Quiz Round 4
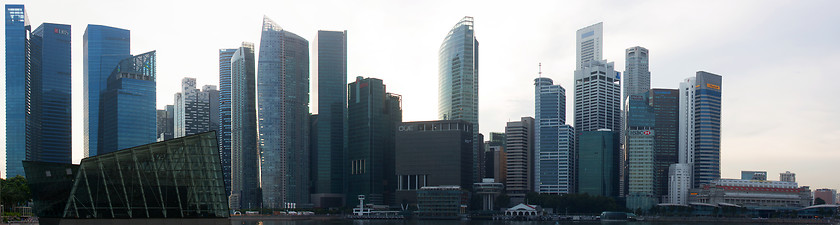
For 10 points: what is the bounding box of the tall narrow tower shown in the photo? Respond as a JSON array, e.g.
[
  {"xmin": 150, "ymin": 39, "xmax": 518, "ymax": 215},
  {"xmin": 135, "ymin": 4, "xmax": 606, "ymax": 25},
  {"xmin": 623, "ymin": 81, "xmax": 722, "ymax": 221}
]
[
  {"xmin": 312, "ymin": 30, "xmax": 348, "ymax": 207},
  {"xmin": 258, "ymin": 16, "xmax": 311, "ymax": 207},
  {"xmin": 534, "ymin": 66, "xmax": 575, "ymax": 194},
  {"xmin": 576, "ymin": 22, "xmax": 603, "ymax": 70},
  {"xmin": 438, "ymin": 16, "xmax": 480, "ymax": 182}
]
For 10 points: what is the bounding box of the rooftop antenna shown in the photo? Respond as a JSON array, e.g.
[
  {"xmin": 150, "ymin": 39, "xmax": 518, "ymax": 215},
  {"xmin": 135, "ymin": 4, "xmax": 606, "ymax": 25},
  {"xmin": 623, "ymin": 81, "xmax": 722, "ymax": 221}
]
[{"xmin": 538, "ymin": 62, "xmax": 542, "ymax": 78}]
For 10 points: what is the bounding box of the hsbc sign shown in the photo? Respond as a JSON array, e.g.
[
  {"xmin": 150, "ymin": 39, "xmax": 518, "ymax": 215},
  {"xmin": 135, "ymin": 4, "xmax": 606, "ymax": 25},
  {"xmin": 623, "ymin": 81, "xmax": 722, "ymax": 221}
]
[{"xmin": 628, "ymin": 130, "xmax": 654, "ymax": 136}]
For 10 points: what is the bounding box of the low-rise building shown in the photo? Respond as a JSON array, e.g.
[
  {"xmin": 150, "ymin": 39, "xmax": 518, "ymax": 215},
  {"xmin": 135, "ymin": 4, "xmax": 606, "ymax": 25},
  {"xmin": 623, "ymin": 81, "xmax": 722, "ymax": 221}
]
[
  {"xmin": 416, "ymin": 186, "xmax": 468, "ymax": 219},
  {"xmin": 689, "ymin": 178, "xmax": 811, "ymax": 209}
]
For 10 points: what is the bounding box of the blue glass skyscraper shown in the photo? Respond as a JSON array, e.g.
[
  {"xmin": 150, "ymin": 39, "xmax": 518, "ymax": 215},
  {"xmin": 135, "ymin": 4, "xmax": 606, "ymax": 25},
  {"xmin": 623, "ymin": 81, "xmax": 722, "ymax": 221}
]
[
  {"xmin": 438, "ymin": 16, "xmax": 480, "ymax": 182},
  {"xmin": 30, "ymin": 23, "xmax": 72, "ymax": 163},
  {"xmin": 5, "ymin": 4, "xmax": 31, "ymax": 178},
  {"xmin": 84, "ymin": 24, "xmax": 130, "ymax": 157},
  {"xmin": 534, "ymin": 77, "xmax": 574, "ymax": 194},
  {"xmin": 312, "ymin": 30, "xmax": 348, "ymax": 207},
  {"xmin": 230, "ymin": 42, "xmax": 259, "ymax": 210},
  {"xmin": 218, "ymin": 48, "xmax": 236, "ymax": 197},
  {"xmin": 258, "ymin": 16, "xmax": 310, "ymax": 207},
  {"xmin": 98, "ymin": 51, "xmax": 156, "ymax": 155},
  {"xmin": 6, "ymin": 5, "xmax": 73, "ymax": 177},
  {"xmin": 691, "ymin": 71, "xmax": 722, "ymax": 188}
]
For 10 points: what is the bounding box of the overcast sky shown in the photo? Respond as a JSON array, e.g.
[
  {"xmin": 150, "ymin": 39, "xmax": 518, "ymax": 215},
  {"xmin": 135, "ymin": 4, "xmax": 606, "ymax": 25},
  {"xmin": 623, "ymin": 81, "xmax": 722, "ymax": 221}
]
[{"xmin": 2, "ymin": 0, "xmax": 839, "ymax": 190}]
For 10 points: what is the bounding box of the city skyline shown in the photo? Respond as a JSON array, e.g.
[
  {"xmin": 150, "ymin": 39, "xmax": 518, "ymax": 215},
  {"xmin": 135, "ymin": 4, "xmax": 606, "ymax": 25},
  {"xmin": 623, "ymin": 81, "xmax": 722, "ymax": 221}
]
[{"xmin": 0, "ymin": 0, "xmax": 839, "ymax": 192}]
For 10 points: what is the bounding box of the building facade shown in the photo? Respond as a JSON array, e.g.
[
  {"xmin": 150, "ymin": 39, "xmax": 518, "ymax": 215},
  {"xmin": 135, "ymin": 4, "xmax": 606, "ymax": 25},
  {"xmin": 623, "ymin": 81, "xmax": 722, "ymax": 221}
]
[
  {"xmin": 689, "ymin": 179, "xmax": 811, "ymax": 209},
  {"xmin": 623, "ymin": 46, "xmax": 650, "ymax": 101},
  {"xmin": 230, "ymin": 42, "xmax": 259, "ymax": 210},
  {"xmin": 576, "ymin": 22, "xmax": 603, "ymax": 70},
  {"xmin": 156, "ymin": 105, "xmax": 174, "ymax": 141},
  {"xmin": 578, "ymin": 130, "xmax": 620, "ymax": 197},
  {"xmin": 174, "ymin": 78, "xmax": 218, "ymax": 138},
  {"xmin": 505, "ymin": 117, "xmax": 534, "ymax": 204},
  {"xmin": 395, "ymin": 120, "xmax": 473, "ymax": 205},
  {"xmin": 218, "ymin": 48, "xmax": 236, "ymax": 197},
  {"xmin": 626, "ymin": 93, "xmax": 656, "ymax": 210},
  {"xmin": 814, "ymin": 189, "xmax": 837, "ymax": 205},
  {"xmin": 534, "ymin": 77, "xmax": 575, "ymax": 194},
  {"xmin": 346, "ymin": 77, "xmax": 402, "ymax": 206},
  {"xmin": 312, "ymin": 30, "xmax": 348, "ymax": 207},
  {"xmin": 780, "ymin": 171, "xmax": 796, "ymax": 182},
  {"xmin": 84, "ymin": 24, "xmax": 131, "ymax": 157},
  {"xmin": 438, "ymin": 16, "xmax": 480, "ymax": 183},
  {"xmin": 416, "ymin": 186, "xmax": 469, "ymax": 219},
  {"xmin": 258, "ymin": 16, "xmax": 310, "ymax": 207},
  {"xmin": 98, "ymin": 51, "xmax": 156, "ymax": 155},
  {"xmin": 5, "ymin": 5, "xmax": 73, "ymax": 177},
  {"xmin": 651, "ymin": 89, "xmax": 679, "ymax": 202},
  {"xmin": 741, "ymin": 171, "xmax": 768, "ymax": 181}
]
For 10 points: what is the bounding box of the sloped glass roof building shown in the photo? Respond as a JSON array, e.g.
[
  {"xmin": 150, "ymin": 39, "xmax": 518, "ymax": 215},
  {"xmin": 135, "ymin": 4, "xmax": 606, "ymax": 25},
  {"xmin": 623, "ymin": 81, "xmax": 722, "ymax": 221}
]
[{"xmin": 24, "ymin": 131, "xmax": 228, "ymax": 224}]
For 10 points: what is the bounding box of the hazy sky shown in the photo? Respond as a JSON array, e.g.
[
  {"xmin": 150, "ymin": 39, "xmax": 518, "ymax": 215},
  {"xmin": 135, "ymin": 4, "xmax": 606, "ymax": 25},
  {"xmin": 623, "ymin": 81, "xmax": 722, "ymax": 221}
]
[{"xmin": 2, "ymin": 0, "xmax": 839, "ymax": 190}]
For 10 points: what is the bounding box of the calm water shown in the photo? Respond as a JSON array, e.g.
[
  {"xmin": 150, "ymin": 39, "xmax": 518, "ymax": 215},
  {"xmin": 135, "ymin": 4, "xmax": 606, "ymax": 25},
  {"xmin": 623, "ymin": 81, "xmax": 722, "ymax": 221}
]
[{"xmin": 227, "ymin": 220, "xmax": 811, "ymax": 225}]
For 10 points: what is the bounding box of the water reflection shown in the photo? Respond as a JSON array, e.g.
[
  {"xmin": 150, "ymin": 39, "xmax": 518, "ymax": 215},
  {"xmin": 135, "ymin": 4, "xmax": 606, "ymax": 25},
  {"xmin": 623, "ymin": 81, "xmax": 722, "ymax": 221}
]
[{"xmin": 229, "ymin": 219, "xmax": 760, "ymax": 225}]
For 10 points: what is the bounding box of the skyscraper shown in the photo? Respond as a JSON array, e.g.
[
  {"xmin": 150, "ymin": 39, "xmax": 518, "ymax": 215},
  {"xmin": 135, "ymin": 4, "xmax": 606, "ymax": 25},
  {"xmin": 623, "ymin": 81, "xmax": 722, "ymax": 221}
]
[
  {"xmin": 258, "ymin": 16, "xmax": 310, "ymax": 207},
  {"xmin": 505, "ymin": 117, "xmax": 534, "ymax": 204},
  {"xmin": 395, "ymin": 120, "xmax": 473, "ymax": 205},
  {"xmin": 625, "ymin": 93, "xmax": 656, "ymax": 210},
  {"xmin": 155, "ymin": 104, "xmax": 174, "ymax": 141},
  {"xmin": 6, "ymin": 5, "xmax": 73, "ymax": 177},
  {"xmin": 578, "ymin": 130, "xmax": 620, "ymax": 197},
  {"xmin": 5, "ymin": 4, "xmax": 30, "ymax": 178},
  {"xmin": 98, "ymin": 51, "xmax": 156, "ymax": 155},
  {"xmin": 576, "ymin": 22, "xmax": 603, "ymax": 70},
  {"xmin": 174, "ymin": 78, "xmax": 218, "ymax": 138},
  {"xmin": 312, "ymin": 30, "xmax": 348, "ymax": 207},
  {"xmin": 623, "ymin": 46, "xmax": 650, "ymax": 101},
  {"xmin": 346, "ymin": 77, "xmax": 402, "ymax": 206},
  {"xmin": 534, "ymin": 77, "xmax": 575, "ymax": 194},
  {"xmin": 689, "ymin": 71, "xmax": 722, "ymax": 188},
  {"xmin": 230, "ymin": 42, "xmax": 259, "ymax": 210},
  {"xmin": 218, "ymin": 48, "xmax": 236, "ymax": 197},
  {"xmin": 84, "ymin": 24, "xmax": 130, "ymax": 157},
  {"xmin": 669, "ymin": 71, "xmax": 722, "ymax": 203},
  {"xmin": 650, "ymin": 89, "xmax": 679, "ymax": 202},
  {"xmin": 438, "ymin": 16, "xmax": 480, "ymax": 182}
]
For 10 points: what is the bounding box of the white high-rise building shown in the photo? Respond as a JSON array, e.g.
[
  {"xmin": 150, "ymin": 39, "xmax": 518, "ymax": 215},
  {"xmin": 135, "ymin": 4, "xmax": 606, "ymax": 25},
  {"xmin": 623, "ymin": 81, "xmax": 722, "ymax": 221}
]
[
  {"xmin": 174, "ymin": 78, "xmax": 217, "ymax": 138},
  {"xmin": 534, "ymin": 76, "xmax": 575, "ymax": 194},
  {"xmin": 623, "ymin": 46, "xmax": 650, "ymax": 101},
  {"xmin": 576, "ymin": 22, "xmax": 603, "ymax": 70}
]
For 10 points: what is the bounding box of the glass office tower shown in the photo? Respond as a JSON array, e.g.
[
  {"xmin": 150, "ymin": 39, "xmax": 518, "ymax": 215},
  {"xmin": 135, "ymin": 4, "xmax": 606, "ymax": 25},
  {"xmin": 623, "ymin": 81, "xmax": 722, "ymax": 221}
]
[
  {"xmin": 84, "ymin": 24, "xmax": 130, "ymax": 157},
  {"xmin": 312, "ymin": 30, "xmax": 348, "ymax": 206},
  {"xmin": 578, "ymin": 130, "xmax": 620, "ymax": 197},
  {"xmin": 347, "ymin": 77, "xmax": 402, "ymax": 206},
  {"xmin": 534, "ymin": 77, "xmax": 575, "ymax": 194},
  {"xmin": 258, "ymin": 16, "xmax": 311, "ymax": 208},
  {"xmin": 690, "ymin": 71, "xmax": 722, "ymax": 188},
  {"xmin": 6, "ymin": 5, "xmax": 73, "ymax": 177},
  {"xmin": 218, "ymin": 48, "xmax": 236, "ymax": 197},
  {"xmin": 438, "ymin": 16, "xmax": 480, "ymax": 182},
  {"xmin": 5, "ymin": 4, "xmax": 30, "ymax": 177},
  {"xmin": 98, "ymin": 51, "xmax": 156, "ymax": 155},
  {"xmin": 625, "ymin": 93, "xmax": 656, "ymax": 210},
  {"xmin": 230, "ymin": 42, "xmax": 259, "ymax": 210},
  {"xmin": 650, "ymin": 88, "xmax": 679, "ymax": 202}
]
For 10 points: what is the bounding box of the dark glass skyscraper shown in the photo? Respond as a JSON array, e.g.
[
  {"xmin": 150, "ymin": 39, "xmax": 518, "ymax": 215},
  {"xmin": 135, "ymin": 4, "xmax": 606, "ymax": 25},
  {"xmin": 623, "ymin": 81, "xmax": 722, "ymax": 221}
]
[
  {"xmin": 84, "ymin": 24, "xmax": 130, "ymax": 157},
  {"xmin": 578, "ymin": 130, "xmax": 620, "ymax": 197},
  {"xmin": 347, "ymin": 77, "xmax": 402, "ymax": 206},
  {"xmin": 218, "ymin": 48, "xmax": 236, "ymax": 197},
  {"xmin": 230, "ymin": 42, "xmax": 259, "ymax": 210},
  {"xmin": 258, "ymin": 16, "xmax": 310, "ymax": 207},
  {"xmin": 312, "ymin": 30, "xmax": 348, "ymax": 206},
  {"xmin": 98, "ymin": 51, "xmax": 156, "ymax": 155},
  {"xmin": 650, "ymin": 88, "xmax": 679, "ymax": 201},
  {"xmin": 691, "ymin": 71, "xmax": 722, "ymax": 188},
  {"xmin": 6, "ymin": 5, "xmax": 73, "ymax": 177},
  {"xmin": 438, "ymin": 16, "xmax": 480, "ymax": 182}
]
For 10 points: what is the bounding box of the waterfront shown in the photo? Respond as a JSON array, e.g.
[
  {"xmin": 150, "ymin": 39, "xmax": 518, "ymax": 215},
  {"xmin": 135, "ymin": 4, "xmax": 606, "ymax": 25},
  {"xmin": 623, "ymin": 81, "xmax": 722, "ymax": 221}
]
[{"xmin": 228, "ymin": 219, "xmax": 837, "ymax": 225}]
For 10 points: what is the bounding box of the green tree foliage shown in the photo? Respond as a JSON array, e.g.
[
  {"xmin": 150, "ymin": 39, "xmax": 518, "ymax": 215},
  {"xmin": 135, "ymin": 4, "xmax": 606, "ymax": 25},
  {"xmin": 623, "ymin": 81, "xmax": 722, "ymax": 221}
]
[
  {"xmin": 815, "ymin": 197, "xmax": 826, "ymax": 205},
  {"xmin": 1, "ymin": 176, "xmax": 31, "ymax": 208},
  {"xmin": 525, "ymin": 192, "xmax": 621, "ymax": 214},
  {"xmin": 495, "ymin": 193, "xmax": 511, "ymax": 209}
]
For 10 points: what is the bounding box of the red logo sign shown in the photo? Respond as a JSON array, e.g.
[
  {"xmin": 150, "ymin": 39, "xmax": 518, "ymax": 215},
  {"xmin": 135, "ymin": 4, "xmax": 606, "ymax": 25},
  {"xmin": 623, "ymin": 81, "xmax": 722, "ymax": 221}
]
[{"xmin": 643, "ymin": 131, "xmax": 651, "ymax": 135}]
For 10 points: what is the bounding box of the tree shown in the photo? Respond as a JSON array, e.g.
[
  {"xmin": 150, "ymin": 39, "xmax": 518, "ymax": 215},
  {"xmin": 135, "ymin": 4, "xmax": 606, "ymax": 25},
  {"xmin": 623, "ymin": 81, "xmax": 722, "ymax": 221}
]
[
  {"xmin": 815, "ymin": 197, "xmax": 826, "ymax": 205},
  {"xmin": 1, "ymin": 176, "xmax": 31, "ymax": 208},
  {"xmin": 495, "ymin": 193, "xmax": 511, "ymax": 209}
]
